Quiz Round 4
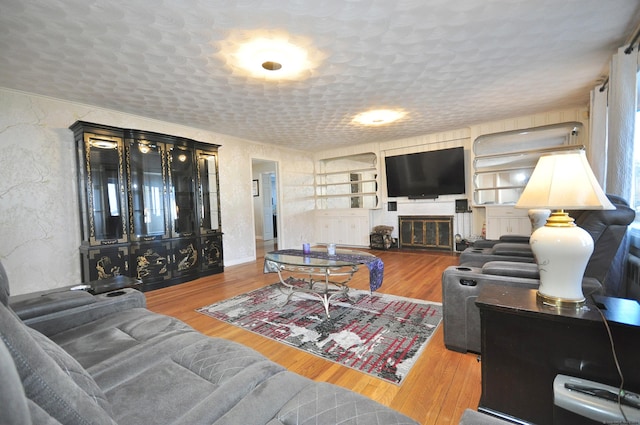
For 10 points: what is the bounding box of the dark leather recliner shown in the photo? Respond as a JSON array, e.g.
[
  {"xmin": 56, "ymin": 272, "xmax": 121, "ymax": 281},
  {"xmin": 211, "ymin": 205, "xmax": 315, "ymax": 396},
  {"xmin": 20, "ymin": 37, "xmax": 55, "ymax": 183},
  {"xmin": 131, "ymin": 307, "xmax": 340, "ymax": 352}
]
[
  {"xmin": 442, "ymin": 194, "xmax": 635, "ymax": 353},
  {"xmin": 458, "ymin": 195, "xmax": 633, "ymax": 277}
]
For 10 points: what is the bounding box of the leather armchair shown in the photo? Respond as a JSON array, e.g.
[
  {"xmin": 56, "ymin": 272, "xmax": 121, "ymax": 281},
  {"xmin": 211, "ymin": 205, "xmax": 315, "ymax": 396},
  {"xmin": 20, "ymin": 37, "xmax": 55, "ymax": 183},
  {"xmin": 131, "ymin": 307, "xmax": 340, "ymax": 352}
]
[{"xmin": 442, "ymin": 195, "xmax": 635, "ymax": 354}]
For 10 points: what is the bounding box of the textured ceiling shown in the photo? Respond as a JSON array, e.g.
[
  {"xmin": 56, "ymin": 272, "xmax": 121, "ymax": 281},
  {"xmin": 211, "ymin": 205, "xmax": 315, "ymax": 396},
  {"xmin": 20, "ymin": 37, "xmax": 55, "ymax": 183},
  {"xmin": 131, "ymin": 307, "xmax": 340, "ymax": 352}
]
[{"xmin": 1, "ymin": 0, "xmax": 639, "ymax": 151}]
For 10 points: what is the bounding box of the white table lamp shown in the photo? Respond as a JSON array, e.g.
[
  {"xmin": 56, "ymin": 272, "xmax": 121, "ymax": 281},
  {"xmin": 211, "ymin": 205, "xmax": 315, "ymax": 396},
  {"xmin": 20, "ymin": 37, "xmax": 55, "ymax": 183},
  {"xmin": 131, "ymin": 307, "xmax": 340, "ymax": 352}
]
[{"xmin": 515, "ymin": 150, "xmax": 614, "ymax": 307}]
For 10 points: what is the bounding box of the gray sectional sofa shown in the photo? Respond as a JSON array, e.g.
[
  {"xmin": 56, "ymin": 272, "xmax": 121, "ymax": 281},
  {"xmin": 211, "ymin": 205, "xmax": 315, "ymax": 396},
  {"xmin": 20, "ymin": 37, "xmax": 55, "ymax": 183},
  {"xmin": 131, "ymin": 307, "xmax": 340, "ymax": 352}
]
[{"xmin": 0, "ymin": 260, "xmax": 420, "ymax": 425}]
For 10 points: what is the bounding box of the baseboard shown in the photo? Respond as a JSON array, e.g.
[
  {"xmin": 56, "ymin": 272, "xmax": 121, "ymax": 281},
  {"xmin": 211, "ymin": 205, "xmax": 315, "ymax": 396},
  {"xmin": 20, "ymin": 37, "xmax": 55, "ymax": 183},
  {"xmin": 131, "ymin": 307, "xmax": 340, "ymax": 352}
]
[{"xmin": 224, "ymin": 256, "xmax": 256, "ymax": 267}]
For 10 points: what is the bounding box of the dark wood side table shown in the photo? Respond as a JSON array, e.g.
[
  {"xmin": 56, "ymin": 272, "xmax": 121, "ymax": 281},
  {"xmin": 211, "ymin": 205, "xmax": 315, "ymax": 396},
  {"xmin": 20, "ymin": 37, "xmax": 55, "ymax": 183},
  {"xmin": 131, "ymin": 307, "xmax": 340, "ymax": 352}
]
[{"xmin": 476, "ymin": 284, "xmax": 640, "ymax": 424}]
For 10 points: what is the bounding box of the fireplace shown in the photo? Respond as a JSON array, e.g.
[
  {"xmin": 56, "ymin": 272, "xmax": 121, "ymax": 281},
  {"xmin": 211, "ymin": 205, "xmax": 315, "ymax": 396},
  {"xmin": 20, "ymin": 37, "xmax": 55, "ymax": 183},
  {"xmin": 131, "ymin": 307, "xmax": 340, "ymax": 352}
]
[{"xmin": 398, "ymin": 216, "xmax": 453, "ymax": 251}]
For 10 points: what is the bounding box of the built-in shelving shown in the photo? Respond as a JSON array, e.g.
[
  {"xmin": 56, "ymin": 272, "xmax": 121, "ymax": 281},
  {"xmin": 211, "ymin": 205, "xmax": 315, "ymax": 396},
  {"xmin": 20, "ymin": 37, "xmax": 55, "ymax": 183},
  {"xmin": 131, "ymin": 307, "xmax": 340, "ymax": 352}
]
[
  {"xmin": 473, "ymin": 122, "xmax": 583, "ymax": 205},
  {"xmin": 314, "ymin": 152, "xmax": 379, "ymax": 209}
]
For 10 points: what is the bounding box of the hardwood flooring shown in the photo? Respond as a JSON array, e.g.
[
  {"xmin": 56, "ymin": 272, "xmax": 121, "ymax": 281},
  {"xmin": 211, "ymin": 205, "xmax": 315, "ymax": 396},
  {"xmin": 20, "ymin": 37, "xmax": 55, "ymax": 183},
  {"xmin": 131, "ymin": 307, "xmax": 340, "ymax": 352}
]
[{"xmin": 144, "ymin": 243, "xmax": 481, "ymax": 425}]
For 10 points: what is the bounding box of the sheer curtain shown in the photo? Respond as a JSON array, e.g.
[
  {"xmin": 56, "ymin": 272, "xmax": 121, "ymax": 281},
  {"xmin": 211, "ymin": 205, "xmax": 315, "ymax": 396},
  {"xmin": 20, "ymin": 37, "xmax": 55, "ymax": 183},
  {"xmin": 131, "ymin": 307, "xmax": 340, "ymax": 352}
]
[
  {"xmin": 605, "ymin": 46, "xmax": 638, "ymax": 200},
  {"xmin": 588, "ymin": 83, "xmax": 608, "ymax": 186},
  {"xmin": 589, "ymin": 46, "xmax": 638, "ymax": 199},
  {"xmin": 590, "ymin": 45, "xmax": 639, "ymax": 296}
]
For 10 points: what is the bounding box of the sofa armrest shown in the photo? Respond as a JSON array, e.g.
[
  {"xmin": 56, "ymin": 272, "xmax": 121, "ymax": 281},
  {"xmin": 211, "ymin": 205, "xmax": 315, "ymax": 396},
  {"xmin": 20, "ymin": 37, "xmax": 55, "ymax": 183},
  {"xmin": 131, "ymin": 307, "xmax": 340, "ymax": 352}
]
[
  {"xmin": 482, "ymin": 261, "xmax": 540, "ymax": 279},
  {"xmin": 497, "ymin": 235, "xmax": 530, "ymax": 244},
  {"xmin": 459, "ymin": 247, "xmax": 536, "ymax": 267},
  {"xmin": 472, "ymin": 235, "xmax": 530, "ymax": 249},
  {"xmin": 442, "ymin": 265, "xmax": 602, "ymax": 353},
  {"xmin": 491, "ymin": 242, "xmax": 533, "ymax": 257},
  {"xmin": 18, "ymin": 289, "xmax": 147, "ymax": 337},
  {"xmin": 472, "ymin": 239, "xmax": 500, "ymax": 248},
  {"xmin": 10, "ymin": 290, "xmax": 97, "ymax": 320}
]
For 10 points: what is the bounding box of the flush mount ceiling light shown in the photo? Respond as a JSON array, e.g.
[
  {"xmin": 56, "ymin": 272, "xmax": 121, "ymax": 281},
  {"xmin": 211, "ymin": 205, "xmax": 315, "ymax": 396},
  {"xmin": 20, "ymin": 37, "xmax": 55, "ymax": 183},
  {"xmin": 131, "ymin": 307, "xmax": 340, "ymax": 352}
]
[
  {"xmin": 352, "ymin": 109, "xmax": 407, "ymax": 126},
  {"xmin": 219, "ymin": 30, "xmax": 323, "ymax": 81},
  {"xmin": 235, "ymin": 38, "xmax": 307, "ymax": 79}
]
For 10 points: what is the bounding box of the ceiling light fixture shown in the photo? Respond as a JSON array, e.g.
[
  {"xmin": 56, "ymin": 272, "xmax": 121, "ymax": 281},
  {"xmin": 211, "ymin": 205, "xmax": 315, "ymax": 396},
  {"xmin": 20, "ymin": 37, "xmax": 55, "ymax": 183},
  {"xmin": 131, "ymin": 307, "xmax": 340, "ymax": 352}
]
[
  {"xmin": 353, "ymin": 109, "xmax": 407, "ymax": 126},
  {"xmin": 262, "ymin": 61, "xmax": 282, "ymax": 71},
  {"xmin": 219, "ymin": 30, "xmax": 324, "ymax": 81},
  {"xmin": 232, "ymin": 37, "xmax": 311, "ymax": 80}
]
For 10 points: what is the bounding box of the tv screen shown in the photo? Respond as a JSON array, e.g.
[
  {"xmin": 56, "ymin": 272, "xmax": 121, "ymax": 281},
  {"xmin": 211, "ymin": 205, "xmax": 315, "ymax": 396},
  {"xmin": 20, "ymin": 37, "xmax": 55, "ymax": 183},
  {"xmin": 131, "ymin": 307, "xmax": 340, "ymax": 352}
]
[{"xmin": 385, "ymin": 147, "xmax": 465, "ymax": 198}]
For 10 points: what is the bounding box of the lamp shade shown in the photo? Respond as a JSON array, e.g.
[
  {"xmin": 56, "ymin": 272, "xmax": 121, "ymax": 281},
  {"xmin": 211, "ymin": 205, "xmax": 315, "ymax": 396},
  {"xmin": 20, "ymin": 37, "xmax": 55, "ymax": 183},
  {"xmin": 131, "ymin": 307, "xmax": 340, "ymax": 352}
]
[{"xmin": 515, "ymin": 150, "xmax": 614, "ymax": 210}]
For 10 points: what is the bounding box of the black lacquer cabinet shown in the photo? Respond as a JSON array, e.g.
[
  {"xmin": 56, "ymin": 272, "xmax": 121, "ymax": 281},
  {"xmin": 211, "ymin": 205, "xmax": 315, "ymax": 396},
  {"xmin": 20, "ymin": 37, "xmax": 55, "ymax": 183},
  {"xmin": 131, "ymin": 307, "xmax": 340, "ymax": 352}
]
[{"xmin": 71, "ymin": 121, "xmax": 223, "ymax": 290}]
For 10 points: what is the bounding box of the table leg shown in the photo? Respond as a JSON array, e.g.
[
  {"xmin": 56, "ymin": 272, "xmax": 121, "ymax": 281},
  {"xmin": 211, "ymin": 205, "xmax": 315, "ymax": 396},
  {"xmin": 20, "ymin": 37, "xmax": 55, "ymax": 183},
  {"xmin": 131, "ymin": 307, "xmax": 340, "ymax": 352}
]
[{"xmin": 267, "ymin": 260, "xmax": 357, "ymax": 318}]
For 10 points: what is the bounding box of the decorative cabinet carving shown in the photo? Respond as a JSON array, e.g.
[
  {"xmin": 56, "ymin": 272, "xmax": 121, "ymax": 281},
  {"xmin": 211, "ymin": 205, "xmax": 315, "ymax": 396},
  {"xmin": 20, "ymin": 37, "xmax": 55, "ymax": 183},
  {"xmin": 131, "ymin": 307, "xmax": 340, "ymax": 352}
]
[
  {"xmin": 131, "ymin": 242, "xmax": 170, "ymax": 283},
  {"xmin": 71, "ymin": 121, "xmax": 223, "ymax": 290},
  {"xmin": 201, "ymin": 234, "xmax": 223, "ymax": 271},
  {"xmin": 80, "ymin": 246, "xmax": 129, "ymax": 281}
]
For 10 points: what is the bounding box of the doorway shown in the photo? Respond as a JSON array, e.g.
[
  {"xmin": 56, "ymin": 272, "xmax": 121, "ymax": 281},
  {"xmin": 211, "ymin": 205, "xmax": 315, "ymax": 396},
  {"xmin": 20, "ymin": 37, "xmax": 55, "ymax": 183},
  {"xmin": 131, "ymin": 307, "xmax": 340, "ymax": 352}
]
[{"xmin": 251, "ymin": 159, "xmax": 279, "ymax": 256}]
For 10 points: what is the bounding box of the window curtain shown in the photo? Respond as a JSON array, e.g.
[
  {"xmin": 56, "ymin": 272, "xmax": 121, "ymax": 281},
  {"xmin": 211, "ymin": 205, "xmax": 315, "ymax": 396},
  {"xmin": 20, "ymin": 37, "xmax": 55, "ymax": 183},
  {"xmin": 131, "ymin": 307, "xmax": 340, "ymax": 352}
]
[
  {"xmin": 592, "ymin": 45, "xmax": 639, "ymax": 297},
  {"xmin": 606, "ymin": 46, "xmax": 638, "ymax": 200},
  {"xmin": 588, "ymin": 84, "xmax": 608, "ymax": 186}
]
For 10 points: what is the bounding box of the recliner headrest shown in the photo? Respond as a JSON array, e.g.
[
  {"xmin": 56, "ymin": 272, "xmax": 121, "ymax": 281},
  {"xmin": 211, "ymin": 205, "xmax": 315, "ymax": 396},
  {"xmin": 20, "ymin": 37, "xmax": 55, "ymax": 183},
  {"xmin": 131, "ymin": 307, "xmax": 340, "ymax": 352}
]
[{"xmin": 568, "ymin": 194, "xmax": 634, "ymax": 235}]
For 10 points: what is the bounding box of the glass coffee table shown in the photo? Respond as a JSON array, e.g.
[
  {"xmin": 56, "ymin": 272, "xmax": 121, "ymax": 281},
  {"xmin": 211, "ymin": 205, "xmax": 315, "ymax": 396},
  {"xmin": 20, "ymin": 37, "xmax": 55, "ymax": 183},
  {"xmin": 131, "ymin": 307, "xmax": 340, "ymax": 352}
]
[{"xmin": 264, "ymin": 248, "xmax": 383, "ymax": 318}]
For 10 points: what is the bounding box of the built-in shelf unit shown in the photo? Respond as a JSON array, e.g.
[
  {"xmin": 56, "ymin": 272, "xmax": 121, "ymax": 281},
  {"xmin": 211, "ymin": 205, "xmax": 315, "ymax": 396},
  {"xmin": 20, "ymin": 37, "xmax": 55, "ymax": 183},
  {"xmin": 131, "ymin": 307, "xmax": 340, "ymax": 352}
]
[{"xmin": 314, "ymin": 152, "xmax": 379, "ymax": 210}]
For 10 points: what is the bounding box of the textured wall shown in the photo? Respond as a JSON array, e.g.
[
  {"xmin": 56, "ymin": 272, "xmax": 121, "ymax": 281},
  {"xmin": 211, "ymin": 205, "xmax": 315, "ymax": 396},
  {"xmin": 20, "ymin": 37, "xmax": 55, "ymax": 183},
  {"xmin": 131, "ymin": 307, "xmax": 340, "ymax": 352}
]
[
  {"xmin": 0, "ymin": 89, "xmax": 314, "ymax": 295},
  {"xmin": 0, "ymin": 88, "xmax": 589, "ymax": 295}
]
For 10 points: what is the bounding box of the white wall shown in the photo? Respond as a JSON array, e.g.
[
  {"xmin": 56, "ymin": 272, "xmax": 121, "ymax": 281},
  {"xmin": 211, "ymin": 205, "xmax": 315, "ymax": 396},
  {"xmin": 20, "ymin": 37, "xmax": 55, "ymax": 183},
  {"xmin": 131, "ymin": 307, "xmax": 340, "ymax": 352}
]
[
  {"xmin": 0, "ymin": 87, "xmax": 590, "ymax": 295},
  {"xmin": 315, "ymin": 107, "xmax": 590, "ymax": 240},
  {"xmin": 0, "ymin": 89, "xmax": 314, "ymax": 295}
]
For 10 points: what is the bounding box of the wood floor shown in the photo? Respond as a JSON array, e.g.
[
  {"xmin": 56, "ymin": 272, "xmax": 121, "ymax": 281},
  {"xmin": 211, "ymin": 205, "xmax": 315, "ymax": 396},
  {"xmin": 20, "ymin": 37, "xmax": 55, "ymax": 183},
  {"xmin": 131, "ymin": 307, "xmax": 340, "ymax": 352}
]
[{"xmin": 144, "ymin": 242, "xmax": 481, "ymax": 425}]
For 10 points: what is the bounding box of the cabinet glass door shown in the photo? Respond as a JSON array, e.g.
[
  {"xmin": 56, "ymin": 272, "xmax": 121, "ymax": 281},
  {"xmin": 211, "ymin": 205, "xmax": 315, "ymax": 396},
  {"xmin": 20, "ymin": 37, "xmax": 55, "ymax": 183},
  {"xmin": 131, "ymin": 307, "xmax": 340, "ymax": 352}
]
[
  {"xmin": 85, "ymin": 134, "xmax": 126, "ymax": 244},
  {"xmin": 197, "ymin": 150, "xmax": 220, "ymax": 233},
  {"xmin": 169, "ymin": 146, "xmax": 196, "ymax": 236},
  {"xmin": 127, "ymin": 141, "xmax": 167, "ymax": 240}
]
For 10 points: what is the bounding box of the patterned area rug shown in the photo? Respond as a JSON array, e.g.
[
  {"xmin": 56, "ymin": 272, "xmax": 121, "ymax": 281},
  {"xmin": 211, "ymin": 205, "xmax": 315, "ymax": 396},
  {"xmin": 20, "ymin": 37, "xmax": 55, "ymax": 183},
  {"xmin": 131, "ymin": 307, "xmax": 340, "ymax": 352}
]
[{"xmin": 196, "ymin": 281, "xmax": 442, "ymax": 384}]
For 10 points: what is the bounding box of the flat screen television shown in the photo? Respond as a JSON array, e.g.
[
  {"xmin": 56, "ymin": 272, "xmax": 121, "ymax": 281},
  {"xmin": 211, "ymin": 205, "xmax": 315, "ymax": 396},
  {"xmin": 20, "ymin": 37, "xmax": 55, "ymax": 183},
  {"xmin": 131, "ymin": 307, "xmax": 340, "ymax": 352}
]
[{"xmin": 384, "ymin": 147, "xmax": 465, "ymax": 198}]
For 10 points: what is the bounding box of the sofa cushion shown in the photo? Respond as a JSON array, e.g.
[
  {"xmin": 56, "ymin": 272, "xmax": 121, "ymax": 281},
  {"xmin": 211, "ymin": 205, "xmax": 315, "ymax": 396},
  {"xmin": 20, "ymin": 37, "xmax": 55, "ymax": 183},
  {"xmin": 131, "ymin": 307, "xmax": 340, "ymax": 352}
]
[
  {"xmin": 12, "ymin": 290, "xmax": 97, "ymax": 320},
  {"xmin": 50, "ymin": 307, "xmax": 193, "ymax": 370},
  {"xmin": 482, "ymin": 261, "xmax": 540, "ymax": 279},
  {"xmin": 0, "ymin": 338, "xmax": 33, "ymax": 425},
  {"xmin": 102, "ymin": 335, "xmax": 290, "ymax": 425},
  {"xmin": 25, "ymin": 327, "xmax": 113, "ymax": 414},
  {"xmin": 273, "ymin": 381, "xmax": 418, "ymax": 425},
  {"xmin": 211, "ymin": 371, "xmax": 313, "ymax": 425},
  {"xmin": 491, "ymin": 243, "xmax": 534, "ymax": 257},
  {"xmin": 0, "ymin": 302, "xmax": 116, "ymax": 425},
  {"xmin": 48, "ymin": 306, "xmax": 300, "ymax": 425}
]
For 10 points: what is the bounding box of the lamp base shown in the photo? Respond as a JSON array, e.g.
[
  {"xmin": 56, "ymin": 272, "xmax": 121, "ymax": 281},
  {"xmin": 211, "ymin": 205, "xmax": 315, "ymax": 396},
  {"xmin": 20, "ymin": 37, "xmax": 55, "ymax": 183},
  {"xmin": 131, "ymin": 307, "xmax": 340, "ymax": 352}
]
[
  {"xmin": 536, "ymin": 290, "xmax": 585, "ymax": 309},
  {"xmin": 530, "ymin": 210, "xmax": 593, "ymax": 309}
]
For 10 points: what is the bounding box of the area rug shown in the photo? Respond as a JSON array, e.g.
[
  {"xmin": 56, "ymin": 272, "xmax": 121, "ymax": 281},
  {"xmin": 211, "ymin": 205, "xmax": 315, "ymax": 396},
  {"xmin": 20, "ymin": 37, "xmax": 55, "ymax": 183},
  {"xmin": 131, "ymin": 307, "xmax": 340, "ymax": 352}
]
[{"xmin": 196, "ymin": 281, "xmax": 442, "ymax": 384}]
